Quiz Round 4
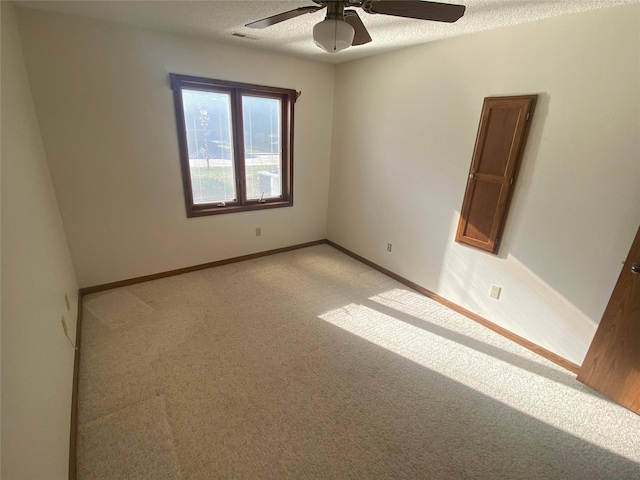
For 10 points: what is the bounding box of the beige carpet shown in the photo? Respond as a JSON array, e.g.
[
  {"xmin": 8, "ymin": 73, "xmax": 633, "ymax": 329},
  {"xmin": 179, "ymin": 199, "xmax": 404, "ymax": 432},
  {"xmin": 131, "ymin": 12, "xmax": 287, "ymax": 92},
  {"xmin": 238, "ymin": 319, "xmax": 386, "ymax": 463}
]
[{"xmin": 78, "ymin": 244, "xmax": 640, "ymax": 479}]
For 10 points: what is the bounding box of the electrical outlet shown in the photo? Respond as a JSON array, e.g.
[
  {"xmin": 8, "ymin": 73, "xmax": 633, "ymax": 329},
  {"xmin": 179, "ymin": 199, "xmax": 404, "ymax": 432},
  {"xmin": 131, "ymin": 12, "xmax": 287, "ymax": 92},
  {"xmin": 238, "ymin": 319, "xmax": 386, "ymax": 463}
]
[
  {"xmin": 387, "ymin": 243, "xmax": 392, "ymax": 252},
  {"xmin": 64, "ymin": 294, "xmax": 71, "ymax": 311},
  {"xmin": 61, "ymin": 316, "xmax": 69, "ymax": 335},
  {"xmin": 489, "ymin": 285, "xmax": 502, "ymax": 300},
  {"xmin": 255, "ymin": 227, "xmax": 261, "ymax": 237}
]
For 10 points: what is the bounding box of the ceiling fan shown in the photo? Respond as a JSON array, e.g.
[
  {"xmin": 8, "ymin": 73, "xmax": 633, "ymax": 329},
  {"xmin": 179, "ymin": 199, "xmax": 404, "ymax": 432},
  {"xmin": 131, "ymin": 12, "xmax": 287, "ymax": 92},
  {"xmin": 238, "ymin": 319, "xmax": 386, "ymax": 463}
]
[{"xmin": 246, "ymin": 1, "xmax": 466, "ymax": 54}]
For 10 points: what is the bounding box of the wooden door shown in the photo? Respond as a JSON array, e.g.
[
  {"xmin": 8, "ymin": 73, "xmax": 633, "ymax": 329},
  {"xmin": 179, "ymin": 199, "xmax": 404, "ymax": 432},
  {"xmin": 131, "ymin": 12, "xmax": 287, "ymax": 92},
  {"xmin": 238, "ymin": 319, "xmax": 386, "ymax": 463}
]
[
  {"xmin": 577, "ymin": 226, "xmax": 640, "ymax": 414},
  {"xmin": 455, "ymin": 95, "xmax": 537, "ymax": 254}
]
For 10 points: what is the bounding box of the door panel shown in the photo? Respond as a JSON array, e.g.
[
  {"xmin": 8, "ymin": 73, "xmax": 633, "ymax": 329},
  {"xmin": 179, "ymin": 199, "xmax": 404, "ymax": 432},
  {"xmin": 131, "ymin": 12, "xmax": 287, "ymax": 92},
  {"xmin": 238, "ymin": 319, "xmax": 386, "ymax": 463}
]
[
  {"xmin": 478, "ymin": 108, "xmax": 521, "ymax": 176},
  {"xmin": 578, "ymin": 226, "xmax": 640, "ymax": 414},
  {"xmin": 463, "ymin": 181, "xmax": 504, "ymax": 245},
  {"xmin": 456, "ymin": 95, "xmax": 537, "ymax": 254}
]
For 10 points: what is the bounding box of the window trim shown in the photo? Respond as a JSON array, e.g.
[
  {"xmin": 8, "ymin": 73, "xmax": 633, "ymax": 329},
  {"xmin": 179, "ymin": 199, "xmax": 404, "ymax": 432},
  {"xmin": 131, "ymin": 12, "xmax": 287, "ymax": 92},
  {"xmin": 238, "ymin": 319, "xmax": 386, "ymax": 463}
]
[{"xmin": 170, "ymin": 74, "xmax": 296, "ymax": 217}]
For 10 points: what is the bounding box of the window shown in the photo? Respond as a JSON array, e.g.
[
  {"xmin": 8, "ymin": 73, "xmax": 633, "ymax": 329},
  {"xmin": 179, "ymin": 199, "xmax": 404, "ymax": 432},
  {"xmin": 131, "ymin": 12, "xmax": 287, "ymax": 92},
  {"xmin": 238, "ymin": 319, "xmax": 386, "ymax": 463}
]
[{"xmin": 170, "ymin": 74, "xmax": 296, "ymax": 217}]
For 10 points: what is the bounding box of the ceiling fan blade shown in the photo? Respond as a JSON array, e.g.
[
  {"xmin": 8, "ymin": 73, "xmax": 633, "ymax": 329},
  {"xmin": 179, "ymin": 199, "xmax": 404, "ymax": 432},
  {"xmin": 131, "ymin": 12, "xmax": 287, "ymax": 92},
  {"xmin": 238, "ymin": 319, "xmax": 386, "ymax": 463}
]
[
  {"xmin": 344, "ymin": 10, "xmax": 372, "ymax": 46},
  {"xmin": 367, "ymin": 1, "xmax": 465, "ymax": 23},
  {"xmin": 246, "ymin": 6, "xmax": 324, "ymax": 29}
]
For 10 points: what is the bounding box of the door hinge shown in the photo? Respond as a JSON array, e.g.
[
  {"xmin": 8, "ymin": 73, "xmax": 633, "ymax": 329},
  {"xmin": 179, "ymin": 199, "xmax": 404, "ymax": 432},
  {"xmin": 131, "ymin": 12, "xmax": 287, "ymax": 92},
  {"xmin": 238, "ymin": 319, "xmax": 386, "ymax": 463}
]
[
  {"xmin": 526, "ymin": 112, "xmax": 531, "ymax": 121},
  {"xmin": 510, "ymin": 178, "xmax": 514, "ymax": 185}
]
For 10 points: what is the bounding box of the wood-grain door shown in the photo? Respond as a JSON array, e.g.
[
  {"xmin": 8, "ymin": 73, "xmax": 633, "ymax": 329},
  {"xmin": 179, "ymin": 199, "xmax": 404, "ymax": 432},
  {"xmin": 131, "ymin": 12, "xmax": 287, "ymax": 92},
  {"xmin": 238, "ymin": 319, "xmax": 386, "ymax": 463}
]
[
  {"xmin": 455, "ymin": 95, "xmax": 537, "ymax": 254},
  {"xmin": 577, "ymin": 226, "xmax": 640, "ymax": 415}
]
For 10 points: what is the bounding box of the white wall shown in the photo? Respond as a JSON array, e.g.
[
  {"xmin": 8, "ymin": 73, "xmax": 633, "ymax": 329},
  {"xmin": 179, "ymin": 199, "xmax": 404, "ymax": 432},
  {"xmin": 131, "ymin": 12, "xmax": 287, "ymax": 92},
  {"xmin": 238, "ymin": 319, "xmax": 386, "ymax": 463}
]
[
  {"xmin": 16, "ymin": 8, "xmax": 335, "ymax": 288},
  {"xmin": 328, "ymin": 3, "xmax": 640, "ymax": 365},
  {"xmin": 1, "ymin": 3, "xmax": 79, "ymax": 479}
]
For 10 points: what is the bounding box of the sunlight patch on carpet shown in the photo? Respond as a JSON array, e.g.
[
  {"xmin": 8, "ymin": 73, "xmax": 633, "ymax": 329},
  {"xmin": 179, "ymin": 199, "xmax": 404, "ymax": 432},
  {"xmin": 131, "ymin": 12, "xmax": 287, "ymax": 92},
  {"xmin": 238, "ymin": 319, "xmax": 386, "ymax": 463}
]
[{"xmin": 318, "ymin": 291, "xmax": 640, "ymax": 462}]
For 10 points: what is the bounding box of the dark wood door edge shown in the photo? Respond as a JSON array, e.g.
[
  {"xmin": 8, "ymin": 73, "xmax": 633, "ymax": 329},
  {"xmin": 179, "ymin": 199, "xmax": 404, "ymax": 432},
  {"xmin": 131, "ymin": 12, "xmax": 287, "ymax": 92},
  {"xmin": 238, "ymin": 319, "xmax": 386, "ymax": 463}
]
[
  {"xmin": 79, "ymin": 240, "xmax": 328, "ymax": 296},
  {"xmin": 68, "ymin": 293, "xmax": 83, "ymax": 480},
  {"xmin": 577, "ymin": 226, "xmax": 640, "ymax": 414},
  {"xmin": 325, "ymin": 240, "xmax": 580, "ymax": 374}
]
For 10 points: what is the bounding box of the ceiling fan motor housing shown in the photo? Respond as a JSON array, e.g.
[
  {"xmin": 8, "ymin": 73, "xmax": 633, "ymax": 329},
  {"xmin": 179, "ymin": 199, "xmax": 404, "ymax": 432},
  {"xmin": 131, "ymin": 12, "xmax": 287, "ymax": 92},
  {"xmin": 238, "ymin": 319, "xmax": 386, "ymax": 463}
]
[
  {"xmin": 248, "ymin": 0, "xmax": 466, "ymax": 52},
  {"xmin": 313, "ymin": 17, "xmax": 355, "ymax": 52}
]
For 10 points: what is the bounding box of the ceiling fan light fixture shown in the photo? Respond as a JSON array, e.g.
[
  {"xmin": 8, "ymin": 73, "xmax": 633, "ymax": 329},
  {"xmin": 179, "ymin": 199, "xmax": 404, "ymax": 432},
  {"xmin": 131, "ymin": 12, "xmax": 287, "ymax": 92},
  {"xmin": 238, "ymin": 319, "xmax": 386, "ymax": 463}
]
[{"xmin": 313, "ymin": 18, "xmax": 354, "ymax": 53}]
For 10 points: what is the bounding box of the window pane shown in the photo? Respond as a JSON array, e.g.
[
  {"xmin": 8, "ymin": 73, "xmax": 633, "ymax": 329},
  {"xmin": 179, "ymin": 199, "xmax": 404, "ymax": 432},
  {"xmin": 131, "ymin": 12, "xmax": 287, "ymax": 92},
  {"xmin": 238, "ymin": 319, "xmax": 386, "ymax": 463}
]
[
  {"xmin": 242, "ymin": 95, "xmax": 282, "ymax": 200},
  {"xmin": 181, "ymin": 89, "xmax": 236, "ymax": 204}
]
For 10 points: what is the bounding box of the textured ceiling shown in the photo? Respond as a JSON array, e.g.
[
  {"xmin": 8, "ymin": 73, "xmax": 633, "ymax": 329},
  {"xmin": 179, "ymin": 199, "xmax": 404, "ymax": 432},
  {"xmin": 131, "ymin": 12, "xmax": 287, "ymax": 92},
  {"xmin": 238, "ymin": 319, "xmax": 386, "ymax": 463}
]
[{"xmin": 13, "ymin": 0, "xmax": 637, "ymax": 64}]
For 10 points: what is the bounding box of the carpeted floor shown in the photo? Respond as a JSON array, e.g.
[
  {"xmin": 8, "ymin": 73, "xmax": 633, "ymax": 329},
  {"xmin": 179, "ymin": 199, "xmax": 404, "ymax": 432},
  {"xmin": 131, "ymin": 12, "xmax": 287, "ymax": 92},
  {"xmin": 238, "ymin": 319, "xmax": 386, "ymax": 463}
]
[{"xmin": 77, "ymin": 244, "xmax": 640, "ymax": 479}]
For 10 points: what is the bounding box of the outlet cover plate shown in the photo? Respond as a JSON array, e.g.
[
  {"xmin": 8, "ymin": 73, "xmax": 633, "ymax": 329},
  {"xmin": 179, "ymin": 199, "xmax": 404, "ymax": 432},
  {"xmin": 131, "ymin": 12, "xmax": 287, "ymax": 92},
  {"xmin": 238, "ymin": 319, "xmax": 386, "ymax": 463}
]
[{"xmin": 489, "ymin": 284, "xmax": 501, "ymax": 299}]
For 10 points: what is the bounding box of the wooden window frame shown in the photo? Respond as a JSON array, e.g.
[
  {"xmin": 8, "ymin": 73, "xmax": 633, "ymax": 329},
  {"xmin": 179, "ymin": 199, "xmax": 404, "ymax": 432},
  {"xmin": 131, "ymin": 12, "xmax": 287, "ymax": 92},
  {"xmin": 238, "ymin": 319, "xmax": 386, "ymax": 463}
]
[
  {"xmin": 455, "ymin": 94, "xmax": 537, "ymax": 254},
  {"xmin": 170, "ymin": 74, "xmax": 296, "ymax": 217}
]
